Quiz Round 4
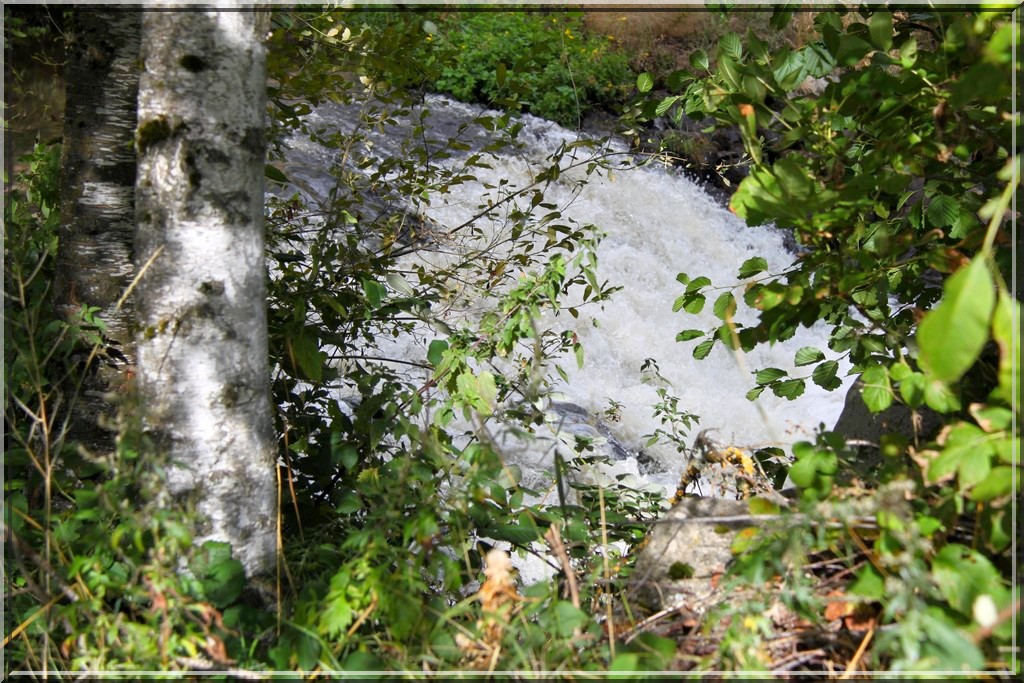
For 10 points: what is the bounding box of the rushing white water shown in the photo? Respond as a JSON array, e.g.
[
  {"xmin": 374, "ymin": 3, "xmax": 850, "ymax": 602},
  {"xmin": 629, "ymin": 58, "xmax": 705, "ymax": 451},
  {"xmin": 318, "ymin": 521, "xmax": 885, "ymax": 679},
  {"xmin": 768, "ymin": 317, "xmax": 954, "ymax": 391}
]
[{"xmin": 277, "ymin": 94, "xmax": 853, "ymax": 498}]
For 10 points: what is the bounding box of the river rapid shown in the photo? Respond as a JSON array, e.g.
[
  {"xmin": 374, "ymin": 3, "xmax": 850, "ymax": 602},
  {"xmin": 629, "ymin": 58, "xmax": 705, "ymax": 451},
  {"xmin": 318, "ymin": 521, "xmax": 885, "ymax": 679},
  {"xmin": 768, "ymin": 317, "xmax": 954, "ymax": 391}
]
[{"xmin": 274, "ymin": 93, "xmax": 852, "ymax": 542}]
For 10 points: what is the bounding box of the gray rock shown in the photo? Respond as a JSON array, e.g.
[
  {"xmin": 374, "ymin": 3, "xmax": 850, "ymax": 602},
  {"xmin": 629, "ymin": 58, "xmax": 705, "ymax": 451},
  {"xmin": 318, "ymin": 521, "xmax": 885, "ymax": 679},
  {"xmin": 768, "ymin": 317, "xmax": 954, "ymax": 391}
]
[
  {"xmin": 630, "ymin": 496, "xmax": 748, "ymax": 611},
  {"xmin": 832, "ymin": 376, "xmax": 943, "ymax": 445},
  {"xmin": 629, "ymin": 496, "xmax": 787, "ymax": 613}
]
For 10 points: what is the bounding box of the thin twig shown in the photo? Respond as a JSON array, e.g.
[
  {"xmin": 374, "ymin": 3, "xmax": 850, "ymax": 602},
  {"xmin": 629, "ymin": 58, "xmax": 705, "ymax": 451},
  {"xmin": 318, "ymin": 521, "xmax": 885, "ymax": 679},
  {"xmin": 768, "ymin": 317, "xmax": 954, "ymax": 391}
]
[
  {"xmin": 839, "ymin": 625, "xmax": 874, "ymax": 679},
  {"xmin": 544, "ymin": 525, "xmax": 579, "ymax": 609}
]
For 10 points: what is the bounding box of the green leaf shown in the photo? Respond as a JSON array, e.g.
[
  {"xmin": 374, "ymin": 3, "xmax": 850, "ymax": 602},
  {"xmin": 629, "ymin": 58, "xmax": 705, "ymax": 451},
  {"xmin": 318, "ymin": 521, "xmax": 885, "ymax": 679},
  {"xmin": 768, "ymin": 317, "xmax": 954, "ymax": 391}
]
[
  {"xmin": 917, "ymin": 258, "xmax": 995, "ymax": 383},
  {"xmin": 289, "ymin": 332, "xmax": 324, "ymax": 383},
  {"xmin": 683, "ymin": 294, "xmax": 706, "ymax": 314},
  {"xmin": 264, "ymin": 164, "xmax": 290, "ymax": 185},
  {"xmin": 675, "ymin": 329, "xmax": 705, "ymax": 342},
  {"xmin": 481, "ymin": 522, "xmax": 542, "ymax": 545},
  {"xmin": 745, "ymin": 385, "xmax": 766, "ymax": 401},
  {"xmin": 924, "ymin": 379, "xmax": 961, "ymax": 413},
  {"xmin": 774, "ymin": 157, "xmax": 813, "ymax": 201},
  {"xmin": 849, "ymin": 565, "xmax": 884, "ymax": 600},
  {"xmin": 636, "ymin": 72, "xmax": 654, "ymax": 93},
  {"xmin": 860, "ymin": 366, "xmax": 893, "ymax": 413},
  {"xmin": 655, "ymin": 95, "xmax": 681, "ymax": 116},
  {"xmin": 931, "ymin": 544, "xmax": 1003, "ymax": 618},
  {"xmin": 812, "ymin": 360, "xmax": 842, "ymax": 390},
  {"xmin": 550, "ymin": 601, "xmax": 588, "ymax": 637},
  {"xmin": 899, "ymin": 372, "xmax": 927, "ymax": 407},
  {"xmin": 991, "ymin": 291, "xmax": 1021, "ymax": 407},
  {"xmin": 969, "ymin": 466, "xmax": 1015, "ymax": 502},
  {"xmin": 755, "ymin": 367, "xmax": 787, "ymax": 384},
  {"xmin": 794, "ymin": 347, "xmax": 824, "ymax": 367},
  {"xmin": 719, "ymin": 32, "xmax": 742, "ymax": 62},
  {"xmin": 772, "ymin": 378, "xmax": 806, "ymax": 400},
  {"xmin": 693, "ymin": 339, "xmax": 715, "ymax": 360},
  {"xmin": 335, "ymin": 491, "xmax": 362, "ymax": 514},
  {"xmin": 385, "ymin": 272, "xmax": 415, "ymax": 296},
  {"xmin": 802, "ymin": 42, "xmax": 836, "ymax": 78},
  {"xmin": 689, "ymin": 49, "xmax": 710, "ymax": 72},
  {"xmin": 929, "ymin": 423, "xmax": 995, "ymax": 484},
  {"xmin": 925, "ymin": 194, "xmax": 960, "ymax": 228},
  {"xmin": 712, "ymin": 292, "xmax": 736, "ymax": 320},
  {"xmin": 737, "ymin": 256, "xmax": 768, "ymax": 279},
  {"xmin": 427, "ymin": 339, "xmax": 448, "ymax": 367},
  {"xmin": 868, "ymin": 12, "xmax": 893, "ymax": 51},
  {"xmin": 362, "ymin": 278, "xmax": 386, "ymax": 309},
  {"xmin": 192, "ymin": 541, "xmax": 245, "ymax": 608},
  {"xmin": 609, "ymin": 654, "xmax": 641, "ymax": 672}
]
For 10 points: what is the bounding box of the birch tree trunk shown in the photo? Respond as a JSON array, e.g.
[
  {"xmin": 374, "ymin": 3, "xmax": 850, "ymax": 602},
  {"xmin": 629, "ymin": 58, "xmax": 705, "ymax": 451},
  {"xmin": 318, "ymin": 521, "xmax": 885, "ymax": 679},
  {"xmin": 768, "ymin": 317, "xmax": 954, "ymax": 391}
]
[
  {"xmin": 133, "ymin": 10, "xmax": 275, "ymax": 576},
  {"xmin": 54, "ymin": 8, "xmax": 141, "ymax": 454}
]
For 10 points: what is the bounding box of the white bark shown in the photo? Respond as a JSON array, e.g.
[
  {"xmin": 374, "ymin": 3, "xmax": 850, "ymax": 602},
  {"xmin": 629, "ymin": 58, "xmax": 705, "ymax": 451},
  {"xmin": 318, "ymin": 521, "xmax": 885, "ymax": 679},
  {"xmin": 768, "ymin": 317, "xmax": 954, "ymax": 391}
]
[{"xmin": 134, "ymin": 11, "xmax": 275, "ymax": 575}]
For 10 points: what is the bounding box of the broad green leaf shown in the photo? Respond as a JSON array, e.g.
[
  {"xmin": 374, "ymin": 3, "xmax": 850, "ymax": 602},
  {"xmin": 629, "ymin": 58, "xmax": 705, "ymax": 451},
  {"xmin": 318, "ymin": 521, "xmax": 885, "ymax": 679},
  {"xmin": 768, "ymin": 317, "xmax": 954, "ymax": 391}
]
[
  {"xmin": 849, "ymin": 565, "xmax": 884, "ymax": 600},
  {"xmin": 289, "ymin": 332, "xmax": 324, "ymax": 383},
  {"xmin": 969, "ymin": 404, "xmax": 1012, "ymax": 433},
  {"xmin": 675, "ymin": 329, "xmax": 705, "ymax": 342},
  {"xmin": 609, "ymin": 654, "xmax": 641, "ymax": 672},
  {"xmin": 811, "ymin": 360, "xmax": 842, "ymax": 390},
  {"xmin": 771, "ymin": 48, "xmax": 806, "ymax": 90},
  {"xmin": 774, "ymin": 157, "xmax": 813, "ymax": 200},
  {"xmin": 860, "ymin": 365, "xmax": 893, "ymax": 413},
  {"xmin": 713, "ymin": 292, "xmax": 736, "ymax": 320},
  {"xmin": 868, "ymin": 12, "xmax": 893, "ymax": 51},
  {"xmin": 477, "ymin": 371, "xmax": 497, "ymax": 412},
  {"xmin": 636, "ymin": 72, "xmax": 654, "ymax": 93},
  {"xmin": 929, "ymin": 423, "xmax": 995, "ymax": 485},
  {"xmin": 924, "ymin": 379, "xmax": 961, "ymax": 413},
  {"xmin": 794, "ymin": 346, "xmax": 824, "ymax": 367},
  {"xmin": 737, "ymin": 256, "xmax": 768, "ymax": 279},
  {"xmin": 264, "ymin": 164, "xmax": 290, "ymax": 185},
  {"xmin": 969, "ymin": 466, "xmax": 1015, "ymax": 502},
  {"xmin": 899, "ymin": 372, "xmax": 927, "ymax": 407},
  {"xmin": 931, "ymin": 544, "xmax": 1003, "ymax": 618},
  {"xmin": 693, "ymin": 339, "xmax": 715, "ymax": 360},
  {"xmin": 755, "ymin": 367, "xmax": 788, "ymax": 384},
  {"xmin": 335, "ymin": 491, "xmax": 362, "ymax": 514},
  {"xmin": 481, "ymin": 522, "xmax": 542, "ymax": 545},
  {"xmin": 719, "ymin": 32, "xmax": 742, "ymax": 62},
  {"xmin": 362, "ymin": 278, "xmax": 385, "ymax": 308},
  {"xmin": 772, "ymin": 378, "xmax": 806, "ymax": 400},
  {"xmin": 385, "ymin": 272, "xmax": 415, "ymax": 296},
  {"xmin": 918, "ymin": 610, "xmax": 986, "ymax": 672},
  {"xmin": 925, "ymin": 194, "xmax": 960, "ymax": 228},
  {"xmin": 917, "ymin": 258, "xmax": 995, "ymax": 383},
  {"xmin": 745, "ymin": 385, "xmax": 766, "ymax": 401},
  {"xmin": 427, "ymin": 339, "xmax": 448, "ymax": 367},
  {"xmin": 550, "ymin": 601, "xmax": 588, "ymax": 637},
  {"xmin": 802, "ymin": 41, "xmax": 836, "ymax": 77},
  {"xmin": 991, "ymin": 291, "xmax": 1021, "ymax": 407},
  {"xmin": 995, "ymin": 436, "xmax": 1019, "ymax": 465},
  {"xmin": 689, "ymin": 49, "xmax": 709, "ymax": 72},
  {"xmin": 683, "ymin": 294, "xmax": 706, "ymax": 314},
  {"xmin": 685, "ymin": 276, "xmax": 712, "ymax": 292},
  {"xmin": 655, "ymin": 95, "xmax": 681, "ymax": 116}
]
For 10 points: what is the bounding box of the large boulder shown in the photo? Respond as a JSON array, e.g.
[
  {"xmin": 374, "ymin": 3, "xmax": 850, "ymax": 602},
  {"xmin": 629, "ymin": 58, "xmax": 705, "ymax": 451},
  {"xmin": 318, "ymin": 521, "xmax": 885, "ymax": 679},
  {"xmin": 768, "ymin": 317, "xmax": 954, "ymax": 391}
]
[
  {"xmin": 832, "ymin": 376, "xmax": 943, "ymax": 444},
  {"xmin": 629, "ymin": 496, "xmax": 775, "ymax": 613}
]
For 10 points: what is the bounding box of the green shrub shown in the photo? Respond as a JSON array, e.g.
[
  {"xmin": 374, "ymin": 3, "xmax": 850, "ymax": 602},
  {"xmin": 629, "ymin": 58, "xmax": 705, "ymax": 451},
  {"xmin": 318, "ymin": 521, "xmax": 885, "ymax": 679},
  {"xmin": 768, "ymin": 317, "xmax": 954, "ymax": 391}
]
[
  {"xmin": 358, "ymin": 11, "xmax": 636, "ymax": 126},
  {"xmin": 630, "ymin": 8, "xmax": 1018, "ymax": 673}
]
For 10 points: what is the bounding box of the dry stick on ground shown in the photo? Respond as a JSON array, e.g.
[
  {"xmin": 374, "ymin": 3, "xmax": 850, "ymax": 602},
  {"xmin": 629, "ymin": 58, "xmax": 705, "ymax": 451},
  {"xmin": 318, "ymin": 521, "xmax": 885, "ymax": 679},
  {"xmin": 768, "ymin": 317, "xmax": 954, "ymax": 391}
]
[{"xmin": 839, "ymin": 626, "xmax": 875, "ymax": 679}]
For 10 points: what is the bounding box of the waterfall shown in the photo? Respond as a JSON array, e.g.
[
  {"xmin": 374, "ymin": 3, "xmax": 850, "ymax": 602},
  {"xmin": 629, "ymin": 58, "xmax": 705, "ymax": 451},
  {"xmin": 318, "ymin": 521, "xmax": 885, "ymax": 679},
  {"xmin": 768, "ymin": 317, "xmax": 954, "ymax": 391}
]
[{"xmin": 274, "ymin": 93, "xmax": 852, "ymax": 499}]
